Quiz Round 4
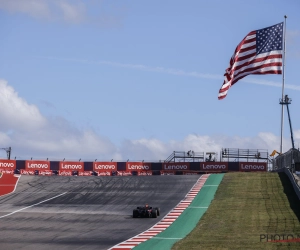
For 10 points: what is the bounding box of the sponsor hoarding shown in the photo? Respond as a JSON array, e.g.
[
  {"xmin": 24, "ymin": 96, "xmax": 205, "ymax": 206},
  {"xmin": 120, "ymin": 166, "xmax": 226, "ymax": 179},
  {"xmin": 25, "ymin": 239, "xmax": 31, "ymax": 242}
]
[
  {"xmin": 137, "ymin": 171, "xmax": 152, "ymax": 176},
  {"xmin": 38, "ymin": 170, "xmax": 53, "ymax": 175},
  {"xmin": 126, "ymin": 162, "xmax": 151, "ymax": 172},
  {"xmin": 117, "ymin": 171, "xmax": 132, "ymax": 176},
  {"xmin": 21, "ymin": 169, "xmax": 36, "ymax": 175},
  {"xmin": 59, "ymin": 161, "xmax": 84, "ymax": 176},
  {"xmin": 162, "ymin": 162, "xmax": 190, "ymax": 171},
  {"xmin": 0, "ymin": 169, "xmax": 14, "ymax": 174},
  {"xmin": 239, "ymin": 162, "xmax": 267, "ymax": 171},
  {"xmin": 0, "ymin": 160, "xmax": 16, "ymax": 170},
  {"xmin": 59, "ymin": 161, "xmax": 84, "ymax": 171},
  {"xmin": 25, "ymin": 160, "xmax": 50, "ymax": 170},
  {"xmin": 161, "ymin": 171, "xmax": 175, "ymax": 175},
  {"xmin": 183, "ymin": 171, "xmax": 200, "ymax": 175},
  {"xmin": 79, "ymin": 171, "xmax": 93, "ymax": 176},
  {"xmin": 96, "ymin": 171, "xmax": 114, "ymax": 176},
  {"xmin": 200, "ymin": 162, "xmax": 228, "ymax": 172},
  {"xmin": 94, "ymin": 162, "xmax": 117, "ymax": 172},
  {"xmin": 23, "ymin": 160, "xmax": 52, "ymax": 175}
]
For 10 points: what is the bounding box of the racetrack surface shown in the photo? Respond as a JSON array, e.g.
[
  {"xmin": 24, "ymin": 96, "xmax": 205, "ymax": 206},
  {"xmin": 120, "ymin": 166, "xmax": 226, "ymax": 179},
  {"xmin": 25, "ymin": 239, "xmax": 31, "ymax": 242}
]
[{"xmin": 0, "ymin": 175, "xmax": 200, "ymax": 250}]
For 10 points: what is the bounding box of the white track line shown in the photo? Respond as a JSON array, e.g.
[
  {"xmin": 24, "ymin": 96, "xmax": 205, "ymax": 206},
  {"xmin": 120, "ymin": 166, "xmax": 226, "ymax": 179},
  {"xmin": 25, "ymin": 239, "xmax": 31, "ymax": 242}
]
[
  {"xmin": 11, "ymin": 175, "xmax": 21, "ymax": 194},
  {"xmin": 0, "ymin": 192, "xmax": 67, "ymax": 219}
]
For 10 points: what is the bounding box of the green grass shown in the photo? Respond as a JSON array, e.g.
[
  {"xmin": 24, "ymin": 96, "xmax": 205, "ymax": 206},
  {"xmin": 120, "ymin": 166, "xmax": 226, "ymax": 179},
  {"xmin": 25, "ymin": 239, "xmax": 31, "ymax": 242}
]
[{"xmin": 172, "ymin": 172, "xmax": 300, "ymax": 250}]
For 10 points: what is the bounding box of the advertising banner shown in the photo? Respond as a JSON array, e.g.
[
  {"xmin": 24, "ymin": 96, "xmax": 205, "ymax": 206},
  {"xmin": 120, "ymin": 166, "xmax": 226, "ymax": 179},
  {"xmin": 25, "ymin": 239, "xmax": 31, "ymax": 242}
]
[
  {"xmin": 161, "ymin": 171, "xmax": 175, "ymax": 175},
  {"xmin": 24, "ymin": 160, "xmax": 51, "ymax": 175},
  {"xmin": 59, "ymin": 161, "xmax": 84, "ymax": 171},
  {"xmin": 162, "ymin": 162, "xmax": 190, "ymax": 171},
  {"xmin": 0, "ymin": 160, "xmax": 16, "ymax": 174},
  {"xmin": 94, "ymin": 162, "xmax": 117, "ymax": 173},
  {"xmin": 183, "ymin": 171, "xmax": 200, "ymax": 175},
  {"xmin": 117, "ymin": 171, "xmax": 132, "ymax": 176},
  {"xmin": 137, "ymin": 171, "xmax": 152, "ymax": 176},
  {"xmin": 126, "ymin": 162, "xmax": 152, "ymax": 172},
  {"xmin": 200, "ymin": 162, "xmax": 228, "ymax": 172},
  {"xmin": 21, "ymin": 169, "xmax": 35, "ymax": 175},
  {"xmin": 25, "ymin": 160, "xmax": 50, "ymax": 170},
  {"xmin": 239, "ymin": 162, "xmax": 267, "ymax": 171},
  {"xmin": 59, "ymin": 161, "xmax": 84, "ymax": 176},
  {"xmin": 79, "ymin": 171, "xmax": 94, "ymax": 176}
]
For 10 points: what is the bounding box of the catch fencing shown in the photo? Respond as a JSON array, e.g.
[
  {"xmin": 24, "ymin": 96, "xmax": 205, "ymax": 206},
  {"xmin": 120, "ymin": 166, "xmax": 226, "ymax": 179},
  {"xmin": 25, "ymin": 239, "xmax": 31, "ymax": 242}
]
[
  {"xmin": 272, "ymin": 148, "xmax": 300, "ymax": 199},
  {"xmin": 272, "ymin": 148, "xmax": 300, "ymax": 171}
]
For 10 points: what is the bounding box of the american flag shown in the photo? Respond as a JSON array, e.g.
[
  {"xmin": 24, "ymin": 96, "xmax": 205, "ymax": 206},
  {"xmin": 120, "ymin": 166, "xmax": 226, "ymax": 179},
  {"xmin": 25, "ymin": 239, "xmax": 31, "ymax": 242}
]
[{"xmin": 218, "ymin": 22, "xmax": 283, "ymax": 100}]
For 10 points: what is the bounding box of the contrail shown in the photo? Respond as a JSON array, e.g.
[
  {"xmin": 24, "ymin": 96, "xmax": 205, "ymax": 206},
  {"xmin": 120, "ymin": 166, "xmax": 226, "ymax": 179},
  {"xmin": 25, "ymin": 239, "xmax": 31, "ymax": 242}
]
[{"xmin": 34, "ymin": 56, "xmax": 300, "ymax": 90}]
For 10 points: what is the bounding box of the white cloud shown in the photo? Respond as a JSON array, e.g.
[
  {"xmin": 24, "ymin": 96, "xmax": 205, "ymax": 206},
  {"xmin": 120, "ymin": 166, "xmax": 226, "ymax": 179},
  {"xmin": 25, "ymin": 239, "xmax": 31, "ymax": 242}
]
[
  {"xmin": 286, "ymin": 30, "xmax": 300, "ymax": 59},
  {"xmin": 0, "ymin": 0, "xmax": 124, "ymax": 25},
  {"xmin": 55, "ymin": 0, "xmax": 86, "ymax": 23},
  {"xmin": 0, "ymin": 79, "xmax": 116, "ymax": 160},
  {"xmin": 120, "ymin": 138, "xmax": 169, "ymax": 161},
  {"xmin": 0, "ymin": 0, "xmax": 86, "ymax": 23},
  {"xmin": 0, "ymin": 132, "xmax": 11, "ymax": 146},
  {"xmin": 242, "ymin": 78, "xmax": 300, "ymax": 91},
  {"xmin": 36, "ymin": 56, "xmax": 300, "ymax": 91},
  {"xmin": 293, "ymin": 129, "xmax": 300, "ymax": 147},
  {"xmin": 119, "ymin": 132, "xmax": 292, "ymax": 162},
  {"xmin": 286, "ymin": 30, "xmax": 300, "ymax": 44},
  {"xmin": 0, "ymin": 80, "xmax": 46, "ymax": 132},
  {"xmin": 0, "ymin": 0, "xmax": 51, "ymax": 19},
  {"xmin": 0, "ymin": 79, "xmax": 293, "ymax": 161}
]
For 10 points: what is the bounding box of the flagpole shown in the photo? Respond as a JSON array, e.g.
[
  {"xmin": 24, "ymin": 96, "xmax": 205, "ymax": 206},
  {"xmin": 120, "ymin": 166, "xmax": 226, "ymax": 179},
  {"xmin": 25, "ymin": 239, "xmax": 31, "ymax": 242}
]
[{"xmin": 280, "ymin": 15, "xmax": 287, "ymax": 154}]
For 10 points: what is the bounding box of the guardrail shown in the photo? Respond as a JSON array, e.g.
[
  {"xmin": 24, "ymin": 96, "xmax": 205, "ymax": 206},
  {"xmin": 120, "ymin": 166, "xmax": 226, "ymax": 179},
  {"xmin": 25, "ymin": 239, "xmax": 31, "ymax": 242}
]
[
  {"xmin": 273, "ymin": 167, "xmax": 300, "ymax": 200},
  {"xmin": 164, "ymin": 151, "xmax": 205, "ymax": 163}
]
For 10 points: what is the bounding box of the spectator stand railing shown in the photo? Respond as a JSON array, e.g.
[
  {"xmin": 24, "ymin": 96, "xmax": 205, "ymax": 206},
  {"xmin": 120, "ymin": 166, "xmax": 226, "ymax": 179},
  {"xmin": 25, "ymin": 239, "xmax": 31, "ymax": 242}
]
[{"xmin": 164, "ymin": 151, "xmax": 205, "ymax": 163}]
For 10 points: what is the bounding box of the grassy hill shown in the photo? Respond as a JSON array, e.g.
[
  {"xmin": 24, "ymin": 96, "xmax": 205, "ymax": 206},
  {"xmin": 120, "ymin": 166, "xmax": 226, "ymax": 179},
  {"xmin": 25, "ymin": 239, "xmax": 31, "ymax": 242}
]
[{"xmin": 173, "ymin": 172, "xmax": 300, "ymax": 250}]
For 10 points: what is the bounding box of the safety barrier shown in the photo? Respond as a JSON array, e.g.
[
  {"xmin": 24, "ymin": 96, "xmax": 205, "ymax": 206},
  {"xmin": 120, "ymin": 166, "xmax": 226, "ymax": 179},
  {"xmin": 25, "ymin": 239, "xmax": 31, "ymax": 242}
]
[
  {"xmin": 0, "ymin": 159, "xmax": 268, "ymax": 176},
  {"xmin": 273, "ymin": 167, "xmax": 300, "ymax": 200}
]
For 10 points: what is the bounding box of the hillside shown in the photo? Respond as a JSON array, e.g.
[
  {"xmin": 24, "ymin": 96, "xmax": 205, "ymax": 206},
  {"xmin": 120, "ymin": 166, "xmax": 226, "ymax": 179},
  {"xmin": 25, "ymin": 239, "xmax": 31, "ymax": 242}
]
[{"xmin": 173, "ymin": 172, "xmax": 300, "ymax": 250}]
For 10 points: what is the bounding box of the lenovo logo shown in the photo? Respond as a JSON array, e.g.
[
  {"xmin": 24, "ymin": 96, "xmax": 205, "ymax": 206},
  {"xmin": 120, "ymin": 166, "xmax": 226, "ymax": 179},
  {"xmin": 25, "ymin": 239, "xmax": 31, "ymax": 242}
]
[
  {"xmin": 128, "ymin": 165, "xmax": 150, "ymax": 170},
  {"xmin": 61, "ymin": 165, "xmax": 82, "ymax": 170},
  {"xmin": 241, "ymin": 164, "xmax": 266, "ymax": 170},
  {"xmin": 27, "ymin": 163, "xmax": 49, "ymax": 169},
  {"xmin": 202, "ymin": 164, "xmax": 226, "ymax": 170},
  {"xmin": 164, "ymin": 165, "xmax": 188, "ymax": 170},
  {"xmin": 0, "ymin": 162, "xmax": 14, "ymax": 168},
  {"xmin": 95, "ymin": 165, "xmax": 116, "ymax": 170}
]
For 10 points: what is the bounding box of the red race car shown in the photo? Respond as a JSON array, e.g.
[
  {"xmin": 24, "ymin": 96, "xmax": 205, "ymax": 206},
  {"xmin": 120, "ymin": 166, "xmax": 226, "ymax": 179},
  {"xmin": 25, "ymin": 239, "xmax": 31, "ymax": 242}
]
[{"xmin": 133, "ymin": 204, "xmax": 160, "ymax": 218}]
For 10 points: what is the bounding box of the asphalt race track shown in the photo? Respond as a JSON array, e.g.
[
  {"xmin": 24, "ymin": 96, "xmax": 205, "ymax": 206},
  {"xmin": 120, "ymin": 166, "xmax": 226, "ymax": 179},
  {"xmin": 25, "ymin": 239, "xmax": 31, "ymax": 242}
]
[{"xmin": 0, "ymin": 175, "xmax": 200, "ymax": 250}]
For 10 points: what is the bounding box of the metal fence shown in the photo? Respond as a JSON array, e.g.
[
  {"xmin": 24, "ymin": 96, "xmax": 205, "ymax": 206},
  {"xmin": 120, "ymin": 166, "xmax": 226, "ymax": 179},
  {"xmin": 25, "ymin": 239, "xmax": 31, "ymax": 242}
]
[
  {"xmin": 272, "ymin": 148, "xmax": 300, "ymax": 200},
  {"xmin": 221, "ymin": 148, "xmax": 269, "ymax": 162},
  {"xmin": 272, "ymin": 148, "xmax": 300, "ymax": 171}
]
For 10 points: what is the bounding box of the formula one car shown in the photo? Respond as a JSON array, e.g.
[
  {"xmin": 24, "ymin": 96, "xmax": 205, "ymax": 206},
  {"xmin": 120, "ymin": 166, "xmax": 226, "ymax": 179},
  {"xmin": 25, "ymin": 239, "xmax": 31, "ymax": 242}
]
[{"xmin": 133, "ymin": 204, "xmax": 160, "ymax": 218}]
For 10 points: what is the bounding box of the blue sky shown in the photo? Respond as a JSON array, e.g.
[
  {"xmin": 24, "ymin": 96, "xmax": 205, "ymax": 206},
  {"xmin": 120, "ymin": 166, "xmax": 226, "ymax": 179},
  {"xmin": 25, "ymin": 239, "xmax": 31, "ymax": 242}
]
[{"xmin": 0, "ymin": 0, "xmax": 299, "ymax": 161}]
